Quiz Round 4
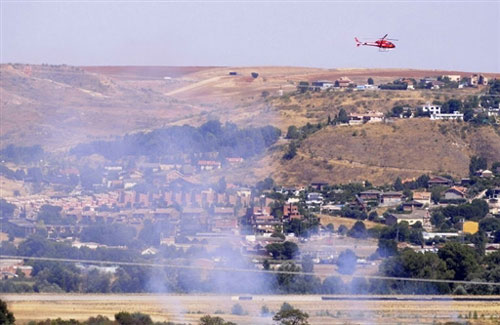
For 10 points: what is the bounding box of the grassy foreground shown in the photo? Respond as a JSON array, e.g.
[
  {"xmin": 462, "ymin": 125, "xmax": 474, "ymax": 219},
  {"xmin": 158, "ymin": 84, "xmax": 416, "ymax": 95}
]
[{"xmin": 3, "ymin": 294, "xmax": 500, "ymax": 325}]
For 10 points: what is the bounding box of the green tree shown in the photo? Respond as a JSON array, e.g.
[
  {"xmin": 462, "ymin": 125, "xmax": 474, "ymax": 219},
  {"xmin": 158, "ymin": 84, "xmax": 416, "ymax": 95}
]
[
  {"xmin": 266, "ymin": 241, "xmax": 299, "ymax": 260},
  {"xmin": 0, "ymin": 299, "xmax": 15, "ymax": 325},
  {"xmin": 348, "ymin": 221, "xmax": 367, "ymax": 239},
  {"xmin": 263, "ymin": 259, "xmax": 271, "ymax": 270},
  {"xmin": 286, "ymin": 126, "xmax": 300, "ymax": 139},
  {"xmin": 0, "ymin": 199, "xmax": 16, "ymax": 218},
  {"xmin": 86, "ymin": 315, "xmax": 113, "ymax": 325},
  {"xmin": 273, "ymin": 308, "xmax": 310, "ymax": 325},
  {"xmin": 469, "ymin": 156, "xmax": 487, "ymax": 176},
  {"xmin": 279, "ymin": 302, "xmax": 294, "ymax": 312},
  {"xmin": 391, "ymin": 106, "xmax": 404, "ymax": 117},
  {"xmin": 321, "ymin": 276, "xmax": 344, "ymax": 294},
  {"xmin": 115, "ymin": 312, "xmax": 153, "ymax": 325},
  {"xmin": 283, "ymin": 241, "xmax": 299, "ymax": 260},
  {"xmin": 377, "ymin": 238, "xmax": 398, "ymax": 257},
  {"xmin": 38, "ymin": 204, "xmax": 65, "ymax": 225},
  {"xmin": 416, "ymin": 174, "xmax": 430, "ymax": 188},
  {"xmin": 266, "ymin": 243, "xmax": 284, "ymax": 260},
  {"xmin": 381, "ymin": 249, "xmax": 454, "ymax": 293},
  {"xmin": 431, "ymin": 186, "xmax": 446, "ymax": 204},
  {"xmin": 283, "ymin": 142, "xmax": 298, "ymax": 160},
  {"xmin": 492, "ymin": 161, "xmax": 500, "ymax": 175},
  {"xmin": 367, "ymin": 77, "xmax": 374, "ymax": 85},
  {"xmin": 301, "ymin": 255, "xmax": 314, "ymax": 274},
  {"xmin": 438, "ymin": 242, "xmax": 480, "ymax": 281},
  {"xmin": 276, "ymin": 262, "xmax": 301, "ymax": 293},
  {"xmin": 199, "ymin": 315, "xmax": 236, "ymax": 325},
  {"xmin": 393, "ymin": 177, "xmax": 403, "ymax": 191},
  {"xmin": 81, "ymin": 269, "xmax": 111, "ymax": 293},
  {"xmin": 336, "ymin": 108, "xmax": 349, "ymax": 124},
  {"xmin": 463, "ymin": 107, "xmax": 475, "ymax": 121},
  {"xmin": 480, "ymin": 217, "xmax": 500, "ymax": 232},
  {"xmin": 442, "ymin": 99, "xmax": 463, "ymax": 113},
  {"xmin": 261, "ymin": 305, "xmax": 271, "ymax": 316},
  {"xmin": 338, "ymin": 224, "xmax": 348, "ymax": 235},
  {"xmin": 337, "ymin": 249, "xmax": 357, "ymax": 275},
  {"xmin": 231, "ymin": 303, "xmax": 245, "ymax": 315}
]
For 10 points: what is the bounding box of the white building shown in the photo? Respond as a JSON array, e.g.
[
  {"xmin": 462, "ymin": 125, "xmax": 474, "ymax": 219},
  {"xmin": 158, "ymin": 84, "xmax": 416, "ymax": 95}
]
[
  {"xmin": 430, "ymin": 111, "xmax": 464, "ymax": 120},
  {"xmin": 421, "ymin": 103, "xmax": 441, "ymax": 115},
  {"xmin": 306, "ymin": 192, "xmax": 324, "ymax": 205},
  {"xmin": 312, "ymin": 80, "xmax": 334, "ymax": 90},
  {"xmin": 348, "ymin": 111, "xmax": 384, "ymax": 125}
]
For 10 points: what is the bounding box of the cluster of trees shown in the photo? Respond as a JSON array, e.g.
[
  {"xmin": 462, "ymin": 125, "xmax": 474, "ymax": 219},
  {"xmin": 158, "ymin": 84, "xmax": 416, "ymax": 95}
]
[
  {"xmin": 0, "ymin": 199, "xmax": 16, "ymax": 219},
  {"xmin": 0, "ymin": 300, "xmax": 15, "ymax": 325},
  {"xmin": 387, "ymin": 106, "xmax": 412, "ymax": 118},
  {"xmin": 435, "ymin": 98, "xmax": 497, "ymax": 124},
  {"xmin": 378, "ymin": 83, "xmax": 407, "ymax": 90},
  {"xmin": 263, "ymin": 244, "xmax": 500, "ymax": 295},
  {"xmin": 272, "ymin": 247, "xmax": 499, "ymax": 295},
  {"xmin": 283, "ymin": 122, "xmax": 324, "ymax": 160},
  {"xmin": 0, "ymin": 302, "xmax": 311, "ymax": 325},
  {"xmin": 481, "ymin": 79, "xmax": 500, "ymax": 109},
  {"xmin": 469, "ymin": 156, "xmax": 488, "ymax": 176},
  {"xmin": 0, "ymin": 164, "xmax": 26, "ymax": 181},
  {"xmin": 19, "ymin": 311, "xmax": 176, "ymax": 325},
  {"xmin": 381, "ymin": 244, "xmax": 500, "ymax": 294},
  {"xmin": 80, "ymin": 223, "xmax": 138, "ymax": 247},
  {"xmin": 71, "ymin": 120, "xmax": 281, "ymax": 161},
  {"xmin": 285, "ymin": 123, "xmax": 323, "ymax": 141},
  {"xmin": 265, "ymin": 241, "xmax": 299, "ymax": 260},
  {"xmin": 431, "ymin": 199, "xmax": 490, "ymax": 231},
  {"xmin": 377, "ymin": 221, "xmax": 424, "ymax": 252},
  {"xmin": 2, "ymin": 235, "xmax": 500, "ymax": 295},
  {"xmin": 0, "ymin": 144, "xmax": 45, "ymax": 164}
]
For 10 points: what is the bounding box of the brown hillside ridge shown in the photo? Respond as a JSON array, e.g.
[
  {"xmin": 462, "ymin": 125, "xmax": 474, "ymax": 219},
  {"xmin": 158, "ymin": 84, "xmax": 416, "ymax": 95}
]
[
  {"xmin": 270, "ymin": 119, "xmax": 500, "ymax": 186},
  {"xmin": 3, "ymin": 64, "xmax": 498, "ymax": 150},
  {"xmin": 2, "ymin": 64, "xmax": 500, "ymax": 185}
]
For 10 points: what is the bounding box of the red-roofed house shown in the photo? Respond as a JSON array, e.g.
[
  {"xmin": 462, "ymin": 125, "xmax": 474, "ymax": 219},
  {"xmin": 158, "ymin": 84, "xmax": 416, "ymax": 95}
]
[{"xmin": 444, "ymin": 186, "xmax": 467, "ymax": 200}]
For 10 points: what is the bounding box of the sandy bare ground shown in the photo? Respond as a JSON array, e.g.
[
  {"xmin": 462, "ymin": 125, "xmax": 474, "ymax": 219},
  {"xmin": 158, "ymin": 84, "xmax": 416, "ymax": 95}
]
[{"xmin": 3, "ymin": 294, "xmax": 500, "ymax": 325}]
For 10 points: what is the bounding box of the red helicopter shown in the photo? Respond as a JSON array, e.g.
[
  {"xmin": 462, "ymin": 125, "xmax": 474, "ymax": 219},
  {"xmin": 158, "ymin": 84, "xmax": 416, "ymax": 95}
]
[{"xmin": 355, "ymin": 34, "xmax": 397, "ymax": 50}]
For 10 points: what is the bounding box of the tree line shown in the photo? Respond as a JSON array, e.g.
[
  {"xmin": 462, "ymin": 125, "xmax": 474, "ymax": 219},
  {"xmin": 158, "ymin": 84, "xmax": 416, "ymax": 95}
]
[{"xmin": 71, "ymin": 120, "xmax": 281, "ymax": 161}]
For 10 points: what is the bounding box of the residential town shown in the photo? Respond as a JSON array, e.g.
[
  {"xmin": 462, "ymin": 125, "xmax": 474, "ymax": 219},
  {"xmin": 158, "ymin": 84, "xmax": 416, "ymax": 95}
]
[
  {"xmin": 296, "ymin": 74, "xmax": 499, "ymax": 124},
  {"xmin": 2, "ymin": 146, "xmax": 500, "ymax": 283},
  {"xmin": 1, "ymin": 68, "xmax": 500, "ymax": 298}
]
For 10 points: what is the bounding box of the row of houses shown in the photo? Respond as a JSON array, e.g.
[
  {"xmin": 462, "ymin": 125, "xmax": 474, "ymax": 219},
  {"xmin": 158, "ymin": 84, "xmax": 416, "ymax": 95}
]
[
  {"xmin": 298, "ymin": 77, "xmax": 357, "ymax": 92},
  {"xmin": 299, "ymin": 74, "xmax": 490, "ymax": 93},
  {"xmin": 249, "ymin": 204, "xmax": 303, "ymax": 234},
  {"xmin": 6, "ymin": 204, "xmax": 240, "ymax": 237}
]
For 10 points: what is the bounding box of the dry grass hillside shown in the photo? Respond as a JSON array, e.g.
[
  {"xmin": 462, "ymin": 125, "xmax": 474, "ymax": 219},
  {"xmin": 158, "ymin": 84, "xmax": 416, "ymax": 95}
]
[
  {"xmin": 218, "ymin": 119, "xmax": 500, "ymax": 186},
  {"xmin": 273, "ymin": 119, "xmax": 500, "ymax": 185},
  {"xmin": 270, "ymin": 87, "xmax": 482, "ymax": 127}
]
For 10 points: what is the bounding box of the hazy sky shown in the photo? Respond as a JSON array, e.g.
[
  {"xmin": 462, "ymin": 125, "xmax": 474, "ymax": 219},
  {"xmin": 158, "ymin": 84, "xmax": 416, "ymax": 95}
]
[{"xmin": 1, "ymin": 1, "xmax": 499, "ymax": 72}]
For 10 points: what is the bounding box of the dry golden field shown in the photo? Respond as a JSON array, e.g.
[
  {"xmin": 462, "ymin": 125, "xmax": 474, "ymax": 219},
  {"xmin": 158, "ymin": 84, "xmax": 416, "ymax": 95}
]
[
  {"xmin": 3, "ymin": 294, "xmax": 500, "ymax": 325},
  {"xmin": 319, "ymin": 215, "xmax": 381, "ymax": 230}
]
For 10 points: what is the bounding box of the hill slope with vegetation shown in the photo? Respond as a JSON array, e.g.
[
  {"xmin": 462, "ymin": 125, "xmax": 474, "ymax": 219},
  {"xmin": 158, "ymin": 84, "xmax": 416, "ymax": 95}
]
[{"xmin": 262, "ymin": 119, "xmax": 500, "ymax": 185}]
